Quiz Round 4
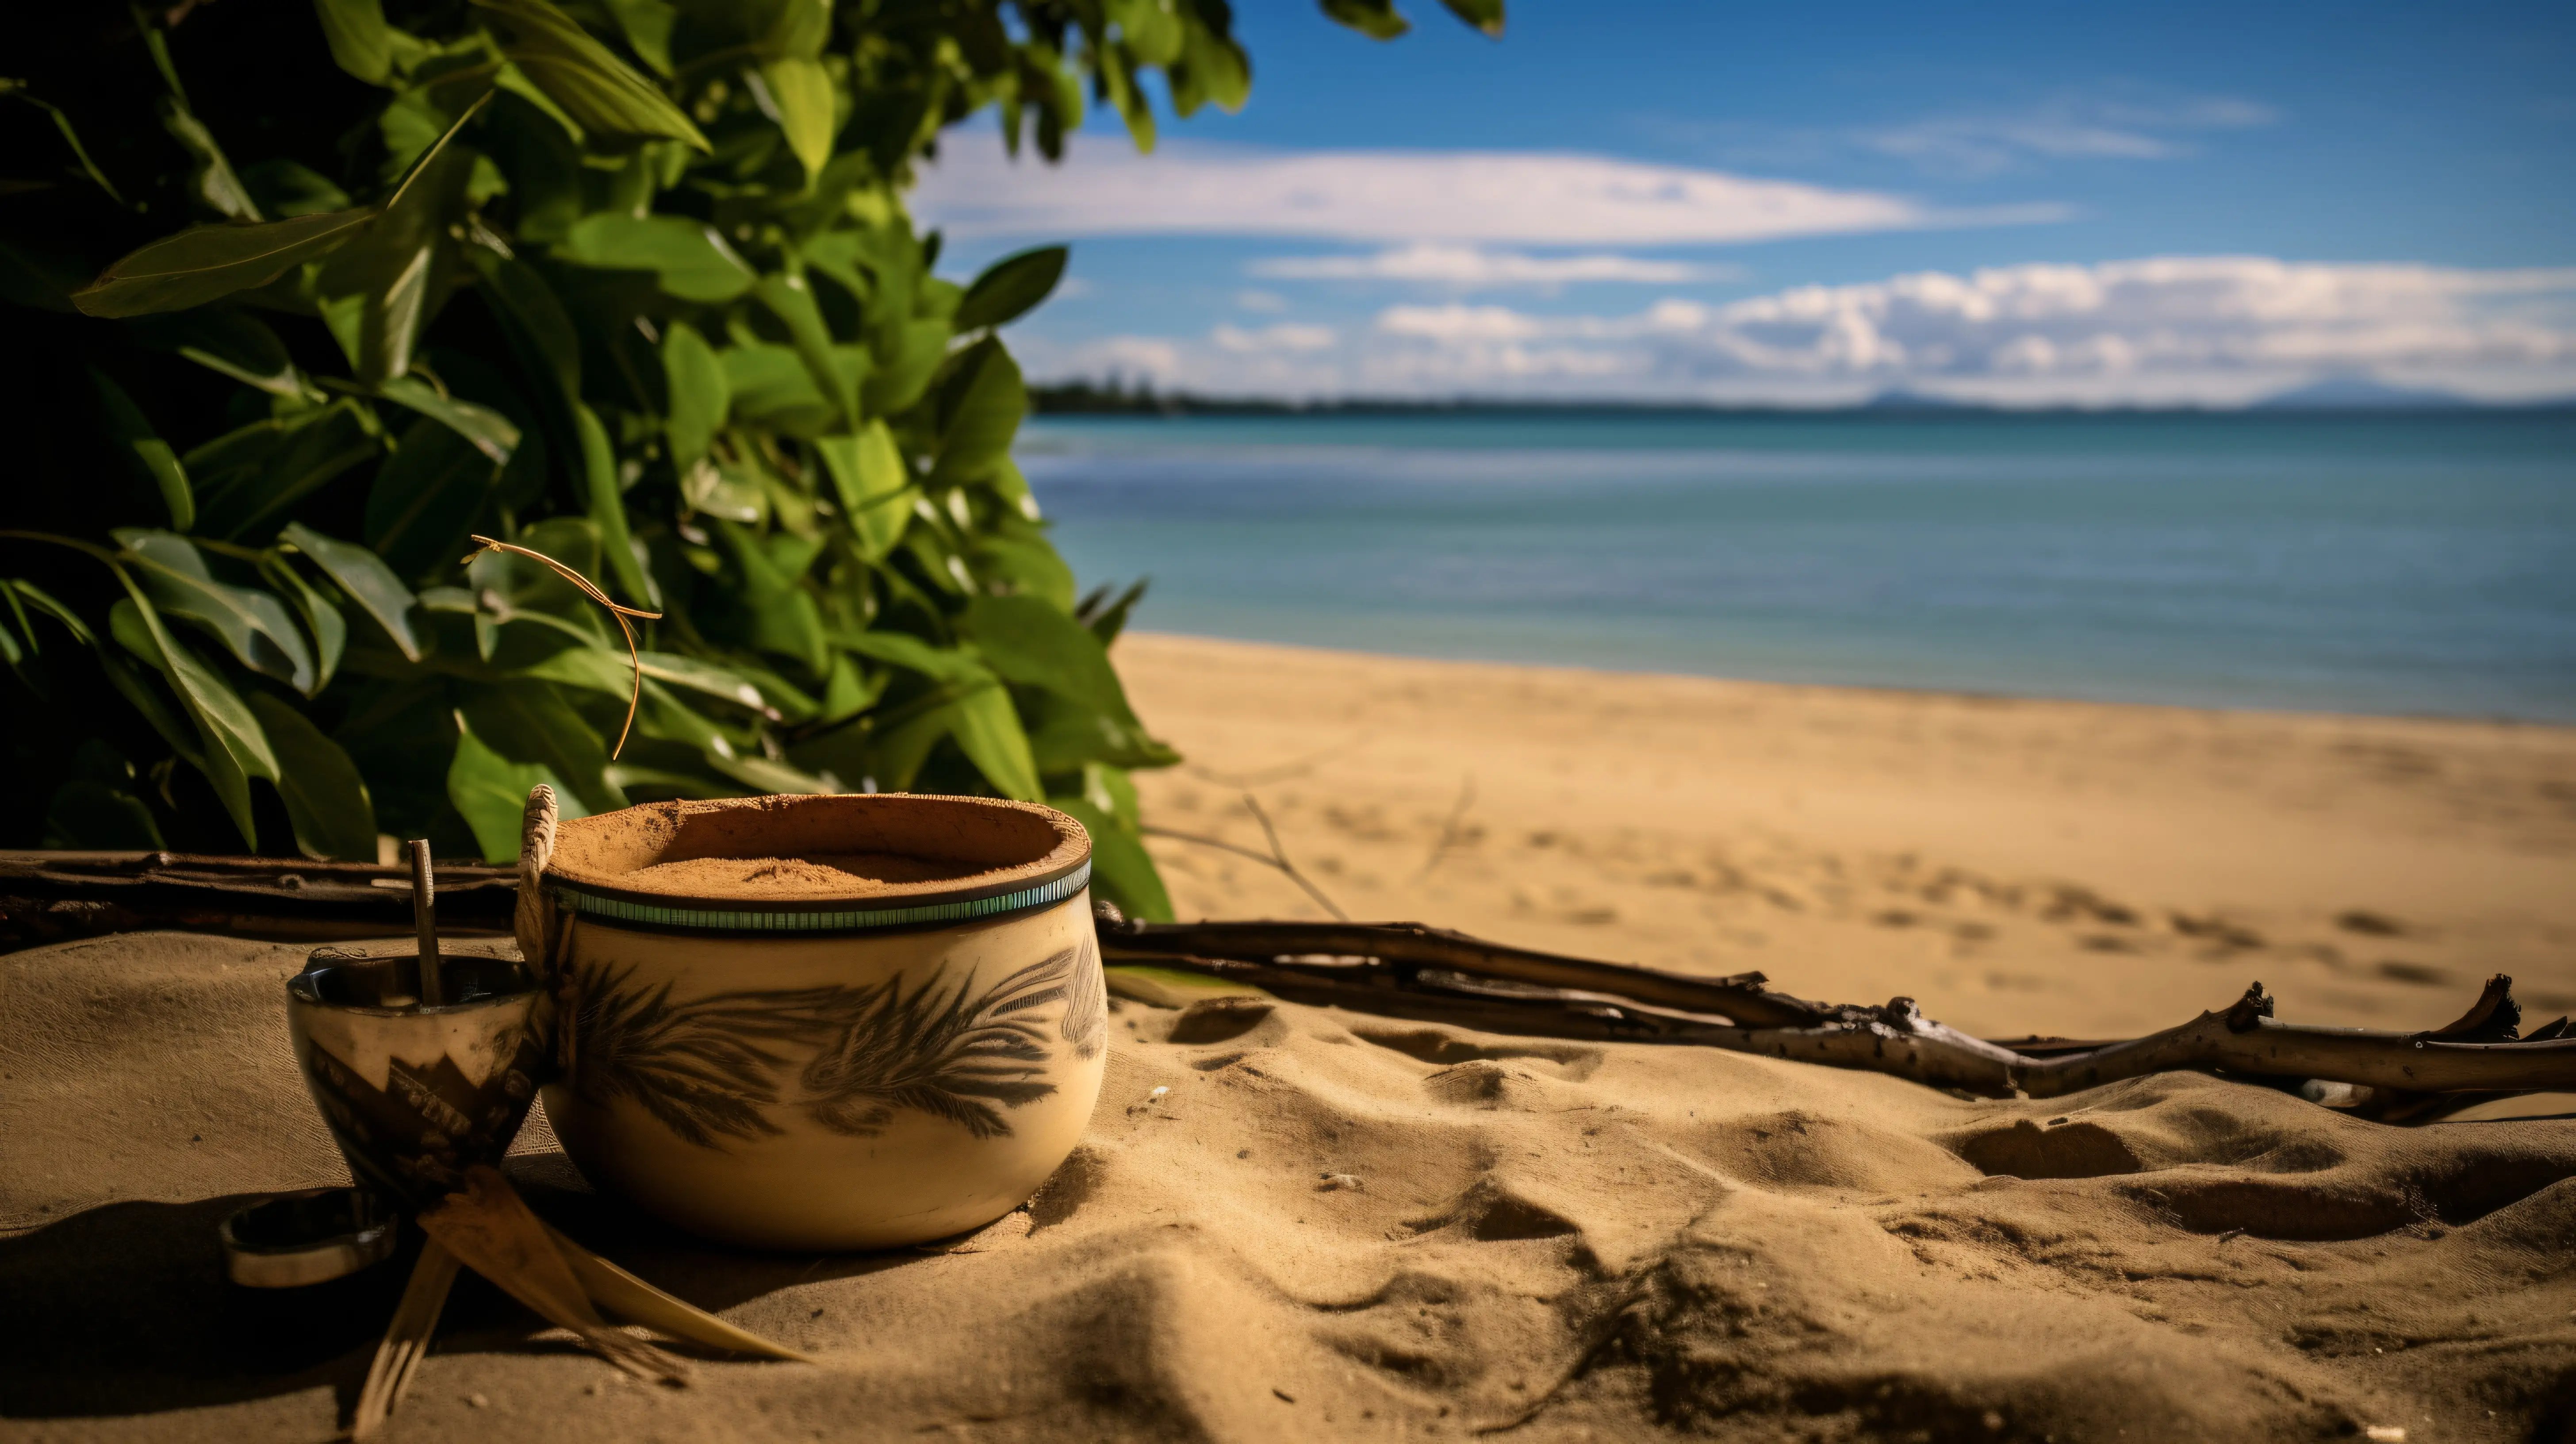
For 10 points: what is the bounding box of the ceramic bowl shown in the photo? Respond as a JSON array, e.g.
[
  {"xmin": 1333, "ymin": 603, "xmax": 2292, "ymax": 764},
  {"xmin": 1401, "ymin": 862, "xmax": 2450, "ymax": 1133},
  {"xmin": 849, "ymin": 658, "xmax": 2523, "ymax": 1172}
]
[
  {"xmin": 525, "ymin": 794, "xmax": 1106, "ymax": 1251},
  {"xmin": 285, "ymin": 940, "xmax": 546, "ymax": 1213}
]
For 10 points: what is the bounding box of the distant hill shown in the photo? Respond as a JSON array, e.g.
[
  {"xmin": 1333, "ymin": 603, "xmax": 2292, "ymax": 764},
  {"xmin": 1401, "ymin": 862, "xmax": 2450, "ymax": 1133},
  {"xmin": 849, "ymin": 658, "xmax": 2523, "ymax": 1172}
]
[
  {"xmin": 2250, "ymin": 376, "xmax": 2475, "ymax": 411},
  {"xmin": 1026, "ymin": 377, "xmax": 2572, "ymax": 417},
  {"xmin": 1857, "ymin": 389, "xmax": 1976, "ymax": 411}
]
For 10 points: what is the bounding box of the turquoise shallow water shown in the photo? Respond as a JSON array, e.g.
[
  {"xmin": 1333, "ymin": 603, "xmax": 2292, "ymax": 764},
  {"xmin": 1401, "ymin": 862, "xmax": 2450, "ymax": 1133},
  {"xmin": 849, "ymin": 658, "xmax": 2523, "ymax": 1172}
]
[{"xmin": 1019, "ymin": 411, "xmax": 2576, "ymax": 722}]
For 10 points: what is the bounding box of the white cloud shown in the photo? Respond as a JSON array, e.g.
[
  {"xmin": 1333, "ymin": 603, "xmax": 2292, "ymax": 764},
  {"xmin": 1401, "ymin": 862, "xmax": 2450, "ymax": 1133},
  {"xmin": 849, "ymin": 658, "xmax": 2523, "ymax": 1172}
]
[
  {"xmin": 1214, "ymin": 322, "xmax": 1338, "ymax": 353},
  {"xmin": 1377, "ymin": 304, "xmax": 1545, "ymax": 342},
  {"xmin": 1250, "ymin": 243, "xmax": 1735, "ymax": 288},
  {"xmin": 1058, "ymin": 335, "xmax": 1182, "ymax": 384},
  {"xmin": 1662, "ymin": 88, "xmax": 2279, "ymax": 180},
  {"xmin": 1861, "ymin": 94, "xmax": 2277, "ymax": 177},
  {"xmin": 915, "ymin": 140, "xmax": 1952, "ymax": 245},
  {"xmin": 1023, "ymin": 257, "xmax": 2576, "ymax": 405},
  {"xmin": 1235, "ymin": 289, "xmax": 1289, "ymax": 313}
]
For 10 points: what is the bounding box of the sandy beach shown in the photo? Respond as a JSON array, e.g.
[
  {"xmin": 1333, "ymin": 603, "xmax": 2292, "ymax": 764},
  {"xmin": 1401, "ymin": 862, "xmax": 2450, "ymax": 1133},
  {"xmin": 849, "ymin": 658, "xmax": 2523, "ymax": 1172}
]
[
  {"xmin": 1115, "ymin": 632, "xmax": 2576, "ymax": 1050},
  {"xmin": 7, "ymin": 636, "xmax": 2575, "ymax": 1443}
]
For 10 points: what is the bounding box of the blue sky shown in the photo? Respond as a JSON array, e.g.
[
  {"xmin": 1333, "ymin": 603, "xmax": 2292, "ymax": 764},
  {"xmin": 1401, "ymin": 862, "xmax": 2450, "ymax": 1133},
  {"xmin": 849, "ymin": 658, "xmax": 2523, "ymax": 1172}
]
[{"xmin": 914, "ymin": 1, "xmax": 2576, "ymax": 404}]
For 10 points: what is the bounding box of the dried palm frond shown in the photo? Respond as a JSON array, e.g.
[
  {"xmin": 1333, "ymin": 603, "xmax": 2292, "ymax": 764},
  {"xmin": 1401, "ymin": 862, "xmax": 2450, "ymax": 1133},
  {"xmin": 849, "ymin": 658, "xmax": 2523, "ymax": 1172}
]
[
  {"xmin": 1059, "ymin": 936, "xmax": 1107, "ymax": 1060},
  {"xmin": 567, "ymin": 960, "xmax": 847, "ymax": 1148},
  {"xmin": 801, "ymin": 948, "xmax": 1086, "ymax": 1140}
]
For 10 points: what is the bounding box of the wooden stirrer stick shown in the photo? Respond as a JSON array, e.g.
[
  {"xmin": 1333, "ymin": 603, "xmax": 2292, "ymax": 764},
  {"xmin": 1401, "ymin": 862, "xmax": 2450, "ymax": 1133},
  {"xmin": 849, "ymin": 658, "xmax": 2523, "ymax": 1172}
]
[{"xmin": 408, "ymin": 840, "xmax": 442, "ymax": 1008}]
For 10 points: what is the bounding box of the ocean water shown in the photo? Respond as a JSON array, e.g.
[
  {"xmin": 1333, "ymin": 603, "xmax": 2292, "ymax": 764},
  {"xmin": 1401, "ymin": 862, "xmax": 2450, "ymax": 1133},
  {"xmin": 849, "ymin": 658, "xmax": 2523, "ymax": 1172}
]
[{"xmin": 1020, "ymin": 411, "xmax": 2576, "ymax": 722}]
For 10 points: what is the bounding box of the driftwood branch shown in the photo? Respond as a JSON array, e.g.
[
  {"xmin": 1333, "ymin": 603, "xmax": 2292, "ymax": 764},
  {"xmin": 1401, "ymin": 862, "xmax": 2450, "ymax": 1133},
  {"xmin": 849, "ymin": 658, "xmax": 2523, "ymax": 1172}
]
[
  {"xmin": 7, "ymin": 852, "xmax": 2567, "ymax": 1119},
  {"xmin": 0, "ymin": 851, "xmax": 516, "ymax": 947},
  {"xmin": 1099, "ymin": 915, "xmax": 2576, "ymax": 1116}
]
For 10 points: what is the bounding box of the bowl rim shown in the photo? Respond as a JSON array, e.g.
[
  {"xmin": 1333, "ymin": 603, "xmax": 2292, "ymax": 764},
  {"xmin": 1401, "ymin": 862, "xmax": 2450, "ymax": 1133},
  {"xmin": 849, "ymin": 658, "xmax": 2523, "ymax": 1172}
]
[
  {"xmin": 542, "ymin": 793, "xmax": 1093, "ymax": 935},
  {"xmin": 287, "ymin": 939, "xmax": 540, "ymax": 1017}
]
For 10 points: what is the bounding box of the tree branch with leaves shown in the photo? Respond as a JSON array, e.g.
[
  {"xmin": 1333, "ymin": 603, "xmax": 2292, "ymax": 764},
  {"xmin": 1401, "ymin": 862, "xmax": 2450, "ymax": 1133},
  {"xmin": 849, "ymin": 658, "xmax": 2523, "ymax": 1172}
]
[{"xmin": 0, "ymin": 0, "xmax": 1503, "ymax": 919}]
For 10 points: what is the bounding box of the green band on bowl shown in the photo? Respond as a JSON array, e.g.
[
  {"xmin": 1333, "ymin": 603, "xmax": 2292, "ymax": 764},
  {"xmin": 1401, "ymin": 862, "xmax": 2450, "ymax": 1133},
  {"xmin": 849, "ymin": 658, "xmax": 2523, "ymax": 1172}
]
[{"xmin": 554, "ymin": 860, "xmax": 1091, "ymax": 936}]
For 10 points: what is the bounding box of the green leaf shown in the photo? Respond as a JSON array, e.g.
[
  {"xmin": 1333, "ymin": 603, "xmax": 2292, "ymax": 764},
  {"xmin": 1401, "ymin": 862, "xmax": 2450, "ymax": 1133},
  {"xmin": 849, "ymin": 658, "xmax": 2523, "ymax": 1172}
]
[
  {"xmin": 1094, "ymin": 42, "xmax": 1155, "ymax": 152},
  {"xmin": 1050, "ymin": 796, "xmax": 1172, "ymax": 922},
  {"xmin": 72, "ymin": 207, "xmax": 378, "ymax": 318},
  {"xmin": 2, "ymin": 80, "xmax": 130, "ymax": 207},
  {"xmin": 132, "ymin": 307, "xmax": 308, "ymax": 399},
  {"xmin": 1322, "ymin": 0, "xmax": 1411, "ymax": 38},
  {"xmin": 471, "ymin": 0, "xmax": 710, "ymax": 150},
  {"xmin": 755, "ymin": 272, "xmax": 860, "ymax": 429},
  {"xmin": 838, "ymin": 628, "xmax": 980, "ymax": 682},
  {"xmin": 661, "ymin": 322, "xmax": 728, "ymax": 470},
  {"xmin": 259, "ymin": 553, "xmax": 348, "ymax": 694},
  {"xmin": 965, "ymin": 592, "xmax": 1139, "ymax": 721},
  {"xmin": 634, "ymin": 652, "xmax": 780, "ymax": 716},
  {"xmin": 557, "ymin": 215, "xmax": 756, "ymax": 302},
  {"xmin": 814, "ymin": 651, "xmax": 882, "ymax": 725},
  {"xmin": 474, "ymin": 515, "xmax": 605, "ymax": 624},
  {"xmin": 42, "ymin": 744, "xmax": 168, "ymax": 849},
  {"xmin": 115, "ymin": 529, "xmax": 319, "ymax": 695},
  {"xmin": 1438, "ymin": 0, "xmax": 1505, "ymax": 35},
  {"xmin": 160, "ymin": 100, "xmax": 262, "ymax": 222},
  {"xmin": 240, "ymin": 158, "xmax": 355, "ymax": 218},
  {"xmin": 312, "ymin": 0, "xmax": 426, "ymax": 84},
  {"xmin": 468, "ymin": 250, "xmax": 582, "ymax": 408},
  {"xmin": 283, "ymin": 522, "xmax": 424, "ymax": 662},
  {"xmin": 710, "ymin": 519, "xmax": 826, "ymax": 672},
  {"xmin": 0, "ymin": 236, "xmax": 85, "ymax": 312},
  {"xmin": 763, "ymin": 0, "xmax": 832, "ymax": 59},
  {"xmin": 947, "ymin": 679, "xmax": 1043, "ymax": 802},
  {"xmin": 313, "ymin": 0, "xmax": 393, "ymax": 83},
  {"xmin": 42, "ymin": 773, "xmax": 168, "ymax": 850},
  {"xmin": 1080, "ymin": 760, "xmax": 1142, "ymax": 832},
  {"xmin": 246, "ymin": 691, "xmax": 379, "ymax": 859},
  {"xmin": 755, "ymin": 57, "xmax": 835, "ymax": 182},
  {"xmin": 448, "ymin": 710, "xmax": 581, "ymax": 862},
  {"xmin": 1108, "ymin": 0, "xmax": 1184, "ymax": 66},
  {"xmin": 458, "ymin": 679, "xmax": 627, "ymax": 813},
  {"xmin": 97, "ymin": 638, "xmax": 205, "ymax": 769},
  {"xmin": 598, "ymin": 0, "xmax": 679, "ymax": 74},
  {"xmin": 678, "ymin": 452, "xmax": 767, "ymax": 524},
  {"xmin": 1170, "ymin": 18, "xmax": 1251, "ymax": 115},
  {"xmin": 364, "ymin": 415, "xmax": 502, "ymax": 580},
  {"xmin": 970, "ymin": 522, "xmax": 1077, "ymax": 612},
  {"xmin": 865, "ymin": 316, "xmax": 947, "ymax": 416},
  {"xmin": 109, "ymin": 595, "xmax": 277, "ymax": 849},
  {"xmin": 930, "ymin": 336, "xmax": 1024, "ymax": 486},
  {"xmin": 187, "ymin": 400, "xmax": 380, "ymax": 542},
  {"xmin": 576, "ymin": 403, "xmax": 660, "ymax": 608},
  {"xmin": 719, "ymin": 343, "xmax": 835, "ymax": 435},
  {"xmin": 317, "ymin": 139, "xmax": 475, "ymax": 385},
  {"xmin": 953, "ymin": 246, "xmax": 1067, "ymax": 333},
  {"xmin": 1078, "ymin": 578, "xmax": 1149, "ymax": 647},
  {"xmin": 475, "ymin": 91, "xmax": 583, "ymax": 242},
  {"xmin": 376, "ymin": 374, "xmax": 521, "ymax": 463},
  {"xmin": 89, "ymin": 369, "xmax": 193, "ymax": 531},
  {"xmin": 706, "ymin": 750, "xmax": 836, "ymax": 796},
  {"xmin": 813, "ymin": 421, "xmax": 913, "ymax": 560}
]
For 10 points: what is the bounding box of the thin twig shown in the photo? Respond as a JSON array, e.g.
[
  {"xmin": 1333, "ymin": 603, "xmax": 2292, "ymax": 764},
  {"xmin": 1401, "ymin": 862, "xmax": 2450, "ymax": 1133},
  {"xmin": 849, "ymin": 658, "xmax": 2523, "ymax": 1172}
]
[
  {"xmin": 1139, "ymin": 823, "xmax": 1351, "ymax": 923},
  {"xmin": 1416, "ymin": 772, "xmax": 1477, "ymax": 880},
  {"xmin": 1184, "ymin": 741, "xmax": 1346, "ymax": 791},
  {"xmin": 1240, "ymin": 793, "xmax": 1349, "ymax": 921},
  {"xmin": 461, "ymin": 535, "xmax": 663, "ymax": 759},
  {"xmin": 1139, "ymin": 795, "xmax": 1351, "ymax": 922}
]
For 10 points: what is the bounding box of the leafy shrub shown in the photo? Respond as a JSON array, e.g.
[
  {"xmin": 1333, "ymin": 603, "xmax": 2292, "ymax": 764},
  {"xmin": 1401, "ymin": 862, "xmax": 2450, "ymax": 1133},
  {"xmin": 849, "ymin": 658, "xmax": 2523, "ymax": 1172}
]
[{"xmin": 0, "ymin": 0, "xmax": 1499, "ymax": 920}]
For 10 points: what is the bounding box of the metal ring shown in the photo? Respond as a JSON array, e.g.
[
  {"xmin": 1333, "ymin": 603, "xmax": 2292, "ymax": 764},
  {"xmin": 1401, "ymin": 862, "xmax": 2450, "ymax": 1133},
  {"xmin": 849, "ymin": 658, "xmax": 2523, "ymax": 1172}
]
[{"xmin": 218, "ymin": 1188, "xmax": 396, "ymax": 1288}]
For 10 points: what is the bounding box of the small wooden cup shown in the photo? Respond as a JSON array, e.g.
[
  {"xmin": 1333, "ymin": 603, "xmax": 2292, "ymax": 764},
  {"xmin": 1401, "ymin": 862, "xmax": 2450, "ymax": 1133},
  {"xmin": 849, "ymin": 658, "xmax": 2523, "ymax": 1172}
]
[{"xmin": 285, "ymin": 941, "xmax": 548, "ymax": 1213}]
